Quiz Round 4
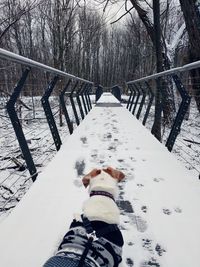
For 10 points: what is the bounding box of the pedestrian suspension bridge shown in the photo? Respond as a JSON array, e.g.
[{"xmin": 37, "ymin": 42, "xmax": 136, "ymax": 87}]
[{"xmin": 0, "ymin": 49, "xmax": 200, "ymax": 267}]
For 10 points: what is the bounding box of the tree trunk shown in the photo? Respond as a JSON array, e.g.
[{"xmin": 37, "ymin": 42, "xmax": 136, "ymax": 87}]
[
  {"xmin": 179, "ymin": 0, "xmax": 200, "ymax": 112},
  {"xmin": 130, "ymin": 0, "xmax": 175, "ymax": 125},
  {"xmin": 151, "ymin": 0, "xmax": 162, "ymax": 141}
]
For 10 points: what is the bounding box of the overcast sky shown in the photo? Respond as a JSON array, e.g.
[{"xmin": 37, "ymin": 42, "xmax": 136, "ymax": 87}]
[{"xmin": 87, "ymin": 0, "xmax": 133, "ymax": 25}]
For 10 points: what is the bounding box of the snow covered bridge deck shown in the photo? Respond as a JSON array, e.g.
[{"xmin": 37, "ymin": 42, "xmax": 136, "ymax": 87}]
[{"xmin": 0, "ymin": 93, "xmax": 200, "ymax": 267}]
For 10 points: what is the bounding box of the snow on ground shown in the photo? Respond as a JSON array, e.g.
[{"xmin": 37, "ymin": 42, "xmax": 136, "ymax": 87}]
[
  {"xmin": 0, "ymin": 95, "xmax": 95, "ymax": 220},
  {"xmin": 121, "ymin": 95, "xmax": 200, "ymax": 178},
  {"xmin": 1, "ymin": 92, "xmax": 199, "ymax": 222},
  {"xmin": 0, "ymin": 93, "xmax": 200, "ymax": 267}
]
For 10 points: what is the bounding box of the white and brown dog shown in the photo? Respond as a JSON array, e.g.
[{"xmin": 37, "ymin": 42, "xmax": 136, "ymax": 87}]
[
  {"xmin": 82, "ymin": 167, "xmax": 124, "ymax": 225},
  {"xmin": 43, "ymin": 167, "xmax": 125, "ymax": 267}
]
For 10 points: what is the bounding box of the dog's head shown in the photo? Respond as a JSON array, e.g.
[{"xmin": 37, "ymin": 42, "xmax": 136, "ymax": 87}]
[{"xmin": 82, "ymin": 167, "xmax": 125, "ymax": 195}]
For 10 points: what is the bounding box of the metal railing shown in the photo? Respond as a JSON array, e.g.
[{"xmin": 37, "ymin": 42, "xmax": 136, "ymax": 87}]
[
  {"xmin": 0, "ymin": 48, "xmax": 93, "ymax": 216},
  {"xmin": 0, "ymin": 49, "xmax": 92, "ymax": 84},
  {"xmin": 125, "ymin": 61, "xmax": 200, "ymax": 177},
  {"xmin": 127, "ymin": 61, "xmax": 200, "ymax": 84}
]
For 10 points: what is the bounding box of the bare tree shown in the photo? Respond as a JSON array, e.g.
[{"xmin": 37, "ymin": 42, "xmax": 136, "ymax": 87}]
[
  {"xmin": 151, "ymin": 0, "xmax": 162, "ymax": 140},
  {"xmin": 0, "ymin": 0, "xmax": 40, "ymax": 44},
  {"xmin": 179, "ymin": 0, "xmax": 200, "ymax": 112},
  {"xmin": 0, "ymin": 0, "xmax": 191, "ymax": 106}
]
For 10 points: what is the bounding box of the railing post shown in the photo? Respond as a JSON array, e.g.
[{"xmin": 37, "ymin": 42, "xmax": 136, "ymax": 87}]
[
  {"xmin": 41, "ymin": 75, "xmax": 62, "ymax": 151},
  {"xmin": 96, "ymin": 85, "xmax": 103, "ymax": 102},
  {"xmin": 59, "ymin": 79, "xmax": 73, "ymax": 134},
  {"xmin": 81, "ymin": 83, "xmax": 88, "ymax": 115},
  {"xmin": 132, "ymin": 84, "xmax": 141, "ymax": 115},
  {"xmin": 85, "ymin": 84, "xmax": 91, "ymax": 111},
  {"xmin": 87, "ymin": 84, "xmax": 92, "ymax": 110},
  {"xmin": 70, "ymin": 81, "xmax": 80, "ymax": 126},
  {"xmin": 112, "ymin": 85, "xmax": 121, "ymax": 101},
  {"xmin": 166, "ymin": 74, "xmax": 191, "ymax": 151},
  {"xmin": 126, "ymin": 84, "xmax": 133, "ymax": 109},
  {"xmin": 76, "ymin": 82, "xmax": 85, "ymax": 120},
  {"xmin": 6, "ymin": 68, "xmax": 37, "ymax": 182},
  {"xmin": 136, "ymin": 82, "xmax": 147, "ymax": 120},
  {"xmin": 129, "ymin": 84, "xmax": 137, "ymax": 112},
  {"xmin": 142, "ymin": 81, "xmax": 154, "ymax": 126}
]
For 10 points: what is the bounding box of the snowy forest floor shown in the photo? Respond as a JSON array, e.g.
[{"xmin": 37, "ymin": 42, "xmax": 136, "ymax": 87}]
[{"xmin": 0, "ymin": 93, "xmax": 200, "ymax": 267}]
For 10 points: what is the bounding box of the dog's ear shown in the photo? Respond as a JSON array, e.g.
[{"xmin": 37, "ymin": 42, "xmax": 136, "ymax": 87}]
[
  {"xmin": 82, "ymin": 175, "xmax": 90, "ymax": 188},
  {"xmin": 82, "ymin": 169, "xmax": 101, "ymax": 188},
  {"xmin": 118, "ymin": 170, "xmax": 125, "ymax": 181},
  {"xmin": 103, "ymin": 167, "xmax": 125, "ymax": 182}
]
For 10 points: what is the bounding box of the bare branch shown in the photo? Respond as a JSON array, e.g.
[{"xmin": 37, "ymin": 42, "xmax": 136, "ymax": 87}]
[
  {"xmin": 103, "ymin": 0, "xmax": 110, "ymax": 12},
  {"xmin": 0, "ymin": 10, "xmax": 27, "ymax": 41},
  {"xmin": 142, "ymin": 0, "xmax": 153, "ymax": 9},
  {"xmin": 183, "ymin": 139, "xmax": 200, "ymax": 145},
  {"xmin": 110, "ymin": 7, "xmax": 134, "ymax": 25},
  {"xmin": 0, "ymin": 89, "xmax": 32, "ymax": 110},
  {"xmin": 0, "ymin": 205, "xmax": 16, "ymax": 212},
  {"xmin": 0, "ymin": 0, "xmax": 46, "ymax": 41}
]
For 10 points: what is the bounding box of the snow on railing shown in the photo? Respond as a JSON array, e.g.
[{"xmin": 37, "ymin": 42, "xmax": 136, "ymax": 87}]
[{"xmin": 0, "ymin": 49, "xmax": 94, "ymax": 219}]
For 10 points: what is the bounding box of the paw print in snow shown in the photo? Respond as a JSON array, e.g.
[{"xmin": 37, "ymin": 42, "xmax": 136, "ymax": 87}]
[
  {"xmin": 126, "ymin": 258, "xmax": 134, "ymax": 267},
  {"xmin": 162, "ymin": 208, "xmax": 172, "ymax": 215}
]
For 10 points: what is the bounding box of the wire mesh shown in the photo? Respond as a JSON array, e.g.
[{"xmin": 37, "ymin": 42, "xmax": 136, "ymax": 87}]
[
  {"xmin": 0, "ymin": 72, "xmax": 93, "ymax": 220},
  {"xmin": 124, "ymin": 70, "xmax": 200, "ymax": 179}
]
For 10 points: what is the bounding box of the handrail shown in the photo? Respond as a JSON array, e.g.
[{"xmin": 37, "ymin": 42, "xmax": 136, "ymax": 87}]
[
  {"xmin": 0, "ymin": 48, "xmax": 93, "ymax": 84},
  {"xmin": 126, "ymin": 61, "xmax": 193, "ymax": 153},
  {"xmin": 0, "ymin": 48, "xmax": 94, "ymax": 185},
  {"xmin": 127, "ymin": 60, "xmax": 200, "ymax": 84}
]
